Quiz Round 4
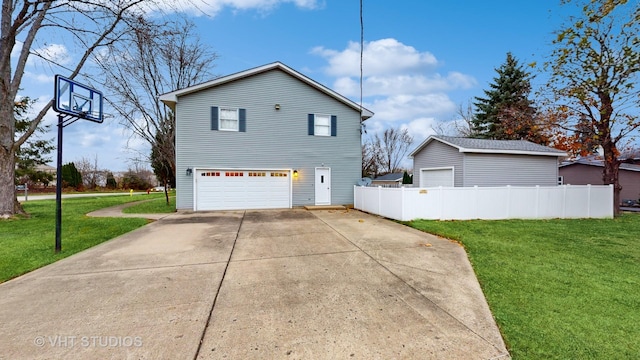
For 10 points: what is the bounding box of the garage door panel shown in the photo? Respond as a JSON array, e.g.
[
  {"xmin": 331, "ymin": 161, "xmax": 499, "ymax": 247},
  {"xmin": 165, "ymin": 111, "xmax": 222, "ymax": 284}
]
[
  {"xmin": 420, "ymin": 168, "xmax": 454, "ymax": 187},
  {"xmin": 195, "ymin": 169, "xmax": 290, "ymax": 211}
]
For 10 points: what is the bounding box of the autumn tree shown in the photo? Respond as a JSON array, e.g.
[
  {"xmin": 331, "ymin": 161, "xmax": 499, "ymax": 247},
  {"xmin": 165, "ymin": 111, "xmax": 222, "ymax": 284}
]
[
  {"xmin": 0, "ymin": 0, "xmax": 159, "ymax": 217},
  {"xmin": 546, "ymin": 0, "xmax": 640, "ymax": 214},
  {"xmin": 95, "ymin": 17, "xmax": 216, "ymax": 204},
  {"xmin": 472, "ymin": 53, "xmax": 545, "ymax": 143}
]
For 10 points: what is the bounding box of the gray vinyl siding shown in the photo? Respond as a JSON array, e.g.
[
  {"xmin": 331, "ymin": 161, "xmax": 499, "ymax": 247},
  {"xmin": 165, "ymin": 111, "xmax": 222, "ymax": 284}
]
[
  {"xmin": 175, "ymin": 69, "xmax": 362, "ymax": 210},
  {"xmin": 412, "ymin": 141, "xmax": 464, "ymax": 187},
  {"xmin": 463, "ymin": 153, "xmax": 559, "ymax": 187}
]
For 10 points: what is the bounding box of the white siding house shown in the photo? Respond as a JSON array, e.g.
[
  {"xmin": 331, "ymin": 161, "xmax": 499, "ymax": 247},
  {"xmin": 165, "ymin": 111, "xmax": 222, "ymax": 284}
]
[
  {"xmin": 160, "ymin": 62, "xmax": 373, "ymax": 211},
  {"xmin": 410, "ymin": 136, "xmax": 566, "ymax": 188}
]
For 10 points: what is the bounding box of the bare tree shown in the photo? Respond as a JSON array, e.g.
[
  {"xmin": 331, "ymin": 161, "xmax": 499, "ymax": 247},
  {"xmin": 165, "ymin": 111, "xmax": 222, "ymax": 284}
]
[
  {"xmin": 362, "ymin": 139, "xmax": 381, "ymax": 178},
  {"xmin": 0, "ymin": 0, "xmax": 158, "ymax": 217},
  {"xmin": 95, "ymin": 17, "xmax": 216, "ymax": 202},
  {"xmin": 75, "ymin": 155, "xmax": 105, "ymax": 189},
  {"xmin": 375, "ymin": 127, "xmax": 414, "ymax": 175}
]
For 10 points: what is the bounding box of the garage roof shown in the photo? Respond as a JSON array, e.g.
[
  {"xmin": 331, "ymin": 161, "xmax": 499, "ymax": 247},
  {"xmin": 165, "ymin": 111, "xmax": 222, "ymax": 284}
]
[
  {"xmin": 410, "ymin": 135, "xmax": 567, "ymax": 158},
  {"xmin": 159, "ymin": 61, "xmax": 374, "ymax": 121}
]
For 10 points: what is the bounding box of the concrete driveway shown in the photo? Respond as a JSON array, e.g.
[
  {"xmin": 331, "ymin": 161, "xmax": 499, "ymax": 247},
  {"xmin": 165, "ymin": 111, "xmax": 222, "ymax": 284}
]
[{"xmin": 0, "ymin": 209, "xmax": 509, "ymax": 359}]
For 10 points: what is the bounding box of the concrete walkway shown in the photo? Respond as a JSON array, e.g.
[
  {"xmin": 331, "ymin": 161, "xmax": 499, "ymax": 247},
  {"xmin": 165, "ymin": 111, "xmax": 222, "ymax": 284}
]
[{"xmin": 0, "ymin": 208, "xmax": 510, "ymax": 359}]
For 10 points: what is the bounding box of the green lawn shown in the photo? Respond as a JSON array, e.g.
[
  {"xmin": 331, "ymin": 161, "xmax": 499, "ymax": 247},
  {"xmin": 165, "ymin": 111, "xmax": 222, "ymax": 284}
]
[
  {"xmin": 122, "ymin": 194, "xmax": 176, "ymax": 214},
  {"xmin": 0, "ymin": 194, "xmax": 164, "ymax": 283},
  {"xmin": 407, "ymin": 214, "xmax": 640, "ymax": 359}
]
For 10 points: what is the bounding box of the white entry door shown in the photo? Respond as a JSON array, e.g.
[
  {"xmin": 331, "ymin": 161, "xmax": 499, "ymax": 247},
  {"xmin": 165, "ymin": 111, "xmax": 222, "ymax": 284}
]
[{"xmin": 315, "ymin": 167, "xmax": 331, "ymax": 205}]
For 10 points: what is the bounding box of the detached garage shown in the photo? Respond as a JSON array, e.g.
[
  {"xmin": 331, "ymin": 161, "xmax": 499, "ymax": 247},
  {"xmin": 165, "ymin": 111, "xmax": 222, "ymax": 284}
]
[
  {"xmin": 410, "ymin": 136, "xmax": 566, "ymax": 188},
  {"xmin": 195, "ymin": 169, "xmax": 291, "ymax": 211}
]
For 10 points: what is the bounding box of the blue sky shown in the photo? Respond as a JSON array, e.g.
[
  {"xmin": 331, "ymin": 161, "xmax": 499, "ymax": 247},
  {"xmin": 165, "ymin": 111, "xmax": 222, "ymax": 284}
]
[{"xmin": 19, "ymin": 0, "xmax": 578, "ymax": 172}]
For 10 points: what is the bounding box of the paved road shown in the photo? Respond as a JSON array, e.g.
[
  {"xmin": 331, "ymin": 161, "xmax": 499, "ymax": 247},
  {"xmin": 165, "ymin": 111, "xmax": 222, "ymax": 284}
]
[{"xmin": 0, "ymin": 209, "xmax": 510, "ymax": 359}]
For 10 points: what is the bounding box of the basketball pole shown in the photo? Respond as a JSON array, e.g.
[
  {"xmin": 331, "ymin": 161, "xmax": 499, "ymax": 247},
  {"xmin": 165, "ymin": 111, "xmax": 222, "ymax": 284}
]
[{"xmin": 55, "ymin": 114, "xmax": 63, "ymax": 253}]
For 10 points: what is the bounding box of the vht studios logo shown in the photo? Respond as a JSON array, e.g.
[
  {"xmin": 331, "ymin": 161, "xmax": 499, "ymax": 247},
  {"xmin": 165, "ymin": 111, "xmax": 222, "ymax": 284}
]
[{"xmin": 34, "ymin": 335, "xmax": 143, "ymax": 348}]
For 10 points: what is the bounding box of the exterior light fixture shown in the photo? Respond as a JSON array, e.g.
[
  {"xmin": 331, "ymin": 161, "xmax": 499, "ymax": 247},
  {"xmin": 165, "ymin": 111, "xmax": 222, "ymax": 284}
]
[
  {"xmin": 186, "ymin": 168, "xmax": 193, "ymax": 176},
  {"xmin": 275, "ymin": 104, "xmax": 281, "ymax": 110},
  {"xmin": 293, "ymin": 169, "xmax": 298, "ymax": 178}
]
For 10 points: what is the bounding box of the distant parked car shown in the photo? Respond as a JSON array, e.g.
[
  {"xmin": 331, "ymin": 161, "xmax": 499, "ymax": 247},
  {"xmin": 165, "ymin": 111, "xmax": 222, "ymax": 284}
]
[
  {"xmin": 152, "ymin": 186, "xmax": 171, "ymax": 192},
  {"xmin": 15, "ymin": 184, "xmax": 27, "ymax": 191}
]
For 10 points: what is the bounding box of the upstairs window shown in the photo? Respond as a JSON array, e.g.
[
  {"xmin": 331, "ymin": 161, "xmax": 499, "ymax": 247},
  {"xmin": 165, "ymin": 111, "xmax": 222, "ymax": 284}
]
[
  {"xmin": 308, "ymin": 114, "xmax": 337, "ymax": 137},
  {"xmin": 220, "ymin": 107, "xmax": 239, "ymax": 131},
  {"xmin": 314, "ymin": 114, "xmax": 331, "ymax": 136},
  {"xmin": 211, "ymin": 106, "xmax": 246, "ymax": 132}
]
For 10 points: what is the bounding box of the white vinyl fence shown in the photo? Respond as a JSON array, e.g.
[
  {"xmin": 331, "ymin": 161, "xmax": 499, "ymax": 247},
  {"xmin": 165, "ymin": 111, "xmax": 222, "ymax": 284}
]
[{"xmin": 354, "ymin": 185, "xmax": 614, "ymax": 221}]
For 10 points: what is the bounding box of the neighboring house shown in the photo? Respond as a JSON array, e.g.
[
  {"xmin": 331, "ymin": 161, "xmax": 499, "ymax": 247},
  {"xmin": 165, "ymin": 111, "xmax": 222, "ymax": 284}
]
[
  {"xmin": 559, "ymin": 158, "xmax": 640, "ymax": 202},
  {"xmin": 410, "ymin": 135, "xmax": 566, "ymax": 187},
  {"xmin": 160, "ymin": 62, "xmax": 374, "ymax": 211},
  {"xmin": 371, "ymin": 173, "xmax": 405, "ymax": 187}
]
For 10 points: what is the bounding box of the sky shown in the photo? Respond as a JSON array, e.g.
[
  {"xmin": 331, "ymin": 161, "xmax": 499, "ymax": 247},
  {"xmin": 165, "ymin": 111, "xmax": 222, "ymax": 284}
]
[{"xmin": 17, "ymin": 0, "xmax": 578, "ymax": 172}]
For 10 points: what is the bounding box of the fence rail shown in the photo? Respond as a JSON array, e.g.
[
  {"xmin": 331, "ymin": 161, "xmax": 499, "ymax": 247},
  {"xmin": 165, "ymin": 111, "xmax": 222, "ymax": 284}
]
[{"xmin": 354, "ymin": 185, "xmax": 614, "ymax": 221}]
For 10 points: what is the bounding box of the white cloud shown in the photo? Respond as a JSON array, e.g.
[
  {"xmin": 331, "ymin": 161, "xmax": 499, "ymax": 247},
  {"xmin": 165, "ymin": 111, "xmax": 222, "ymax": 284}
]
[
  {"xmin": 401, "ymin": 118, "xmax": 439, "ymax": 142},
  {"xmin": 148, "ymin": 0, "xmax": 322, "ymax": 16},
  {"xmin": 368, "ymin": 94, "xmax": 456, "ymax": 122},
  {"xmin": 334, "ymin": 72, "xmax": 476, "ymax": 98},
  {"xmin": 312, "ymin": 38, "xmax": 437, "ymax": 78},
  {"xmin": 314, "ymin": 37, "xmax": 476, "ymax": 144}
]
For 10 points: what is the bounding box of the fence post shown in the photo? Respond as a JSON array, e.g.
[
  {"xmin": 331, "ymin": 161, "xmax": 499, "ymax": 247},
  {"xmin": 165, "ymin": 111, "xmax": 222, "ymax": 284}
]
[
  {"xmin": 535, "ymin": 185, "xmax": 540, "ymax": 218},
  {"xmin": 401, "ymin": 186, "xmax": 405, "ymax": 221},
  {"xmin": 474, "ymin": 185, "xmax": 479, "ymax": 219},
  {"xmin": 587, "ymin": 184, "xmax": 591, "ymax": 218},
  {"xmin": 377, "ymin": 186, "xmax": 382, "ymax": 215},
  {"xmin": 353, "ymin": 185, "xmax": 356, "ymax": 209},
  {"xmin": 438, "ymin": 186, "xmax": 444, "ymax": 220},
  {"xmin": 506, "ymin": 185, "xmax": 511, "ymax": 218},
  {"xmin": 562, "ymin": 185, "xmax": 567, "ymax": 218}
]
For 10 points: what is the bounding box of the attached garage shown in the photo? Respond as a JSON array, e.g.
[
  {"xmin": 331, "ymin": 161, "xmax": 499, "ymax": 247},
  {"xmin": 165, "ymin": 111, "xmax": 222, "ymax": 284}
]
[
  {"xmin": 194, "ymin": 169, "xmax": 292, "ymax": 211},
  {"xmin": 420, "ymin": 167, "xmax": 454, "ymax": 187}
]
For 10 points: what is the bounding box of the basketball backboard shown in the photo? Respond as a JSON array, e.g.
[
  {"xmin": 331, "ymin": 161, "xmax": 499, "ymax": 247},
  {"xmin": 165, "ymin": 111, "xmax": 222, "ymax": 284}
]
[{"xmin": 54, "ymin": 75, "xmax": 104, "ymax": 123}]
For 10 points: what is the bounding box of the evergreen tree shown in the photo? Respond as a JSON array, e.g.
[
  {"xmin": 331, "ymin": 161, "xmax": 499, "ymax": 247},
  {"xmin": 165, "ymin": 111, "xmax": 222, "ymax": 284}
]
[
  {"xmin": 105, "ymin": 172, "xmax": 117, "ymax": 189},
  {"xmin": 402, "ymin": 171, "xmax": 412, "ymax": 185},
  {"xmin": 14, "ymin": 97, "xmax": 55, "ymax": 186},
  {"xmin": 471, "ymin": 53, "xmax": 543, "ymax": 143},
  {"xmin": 61, "ymin": 162, "xmax": 83, "ymax": 190}
]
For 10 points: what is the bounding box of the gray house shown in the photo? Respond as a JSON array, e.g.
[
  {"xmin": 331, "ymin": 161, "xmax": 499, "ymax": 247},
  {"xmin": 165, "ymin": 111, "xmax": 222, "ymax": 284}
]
[
  {"xmin": 160, "ymin": 62, "xmax": 373, "ymax": 211},
  {"xmin": 410, "ymin": 135, "xmax": 566, "ymax": 188}
]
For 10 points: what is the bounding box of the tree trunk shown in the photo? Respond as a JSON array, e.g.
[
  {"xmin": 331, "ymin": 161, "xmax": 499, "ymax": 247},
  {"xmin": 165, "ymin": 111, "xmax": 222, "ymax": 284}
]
[
  {"xmin": 602, "ymin": 141, "xmax": 622, "ymax": 216},
  {"xmin": 14, "ymin": 197, "xmax": 27, "ymax": 216},
  {"xmin": 0, "ymin": 104, "xmax": 16, "ymax": 218}
]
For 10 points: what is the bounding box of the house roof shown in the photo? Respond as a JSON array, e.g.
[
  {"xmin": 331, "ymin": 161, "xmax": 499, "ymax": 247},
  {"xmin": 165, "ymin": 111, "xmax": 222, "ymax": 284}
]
[
  {"xmin": 409, "ymin": 135, "xmax": 567, "ymax": 158},
  {"xmin": 159, "ymin": 61, "xmax": 374, "ymax": 120},
  {"xmin": 560, "ymin": 158, "xmax": 640, "ymax": 172},
  {"xmin": 372, "ymin": 173, "xmax": 405, "ymax": 182}
]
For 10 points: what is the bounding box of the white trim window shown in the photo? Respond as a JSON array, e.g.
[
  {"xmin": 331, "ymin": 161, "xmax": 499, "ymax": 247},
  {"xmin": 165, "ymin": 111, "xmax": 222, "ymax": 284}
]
[
  {"xmin": 314, "ymin": 114, "xmax": 331, "ymax": 136},
  {"xmin": 219, "ymin": 107, "xmax": 239, "ymax": 131}
]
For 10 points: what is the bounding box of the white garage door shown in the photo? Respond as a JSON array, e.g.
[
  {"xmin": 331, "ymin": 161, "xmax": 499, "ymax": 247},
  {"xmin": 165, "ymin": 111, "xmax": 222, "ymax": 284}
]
[
  {"xmin": 195, "ymin": 169, "xmax": 291, "ymax": 211},
  {"xmin": 420, "ymin": 168, "xmax": 454, "ymax": 187}
]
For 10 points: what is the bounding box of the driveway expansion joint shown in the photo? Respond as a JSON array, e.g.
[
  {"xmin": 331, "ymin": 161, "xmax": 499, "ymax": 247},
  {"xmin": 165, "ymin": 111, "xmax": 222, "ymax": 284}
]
[{"xmin": 193, "ymin": 210, "xmax": 245, "ymax": 359}]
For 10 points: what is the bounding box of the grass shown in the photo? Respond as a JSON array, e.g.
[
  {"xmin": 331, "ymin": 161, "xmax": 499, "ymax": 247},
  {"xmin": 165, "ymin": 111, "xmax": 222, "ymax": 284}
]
[
  {"xmin": 122, "ymin": 193, "xmax": 176, "ymax": 214},
  {"xmin": 0, "ymin": 194, "xmax": 165, "ymax": 283},
  {"xmin": 407, "ymin": 214, "xmax": 640, "ymax": 359}
]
